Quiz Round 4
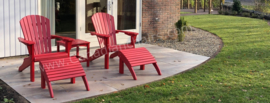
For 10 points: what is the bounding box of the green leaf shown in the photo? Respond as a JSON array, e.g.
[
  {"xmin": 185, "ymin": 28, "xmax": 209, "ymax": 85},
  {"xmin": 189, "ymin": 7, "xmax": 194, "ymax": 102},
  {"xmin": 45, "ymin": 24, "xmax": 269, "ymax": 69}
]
[
  {"xmin": 0, "ymin": 86, "xmax": 2, "ymax": 89},
  {"xmin": 4, "ymin": 98, "xmax": 8, "ymax": 102}
]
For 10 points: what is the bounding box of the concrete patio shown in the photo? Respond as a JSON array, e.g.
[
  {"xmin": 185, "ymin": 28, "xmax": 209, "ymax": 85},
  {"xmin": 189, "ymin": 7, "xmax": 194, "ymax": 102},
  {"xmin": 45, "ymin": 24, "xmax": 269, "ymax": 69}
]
[{"xmin": 0, "ymin": 44, "xmax": 209, "ymax": 103}]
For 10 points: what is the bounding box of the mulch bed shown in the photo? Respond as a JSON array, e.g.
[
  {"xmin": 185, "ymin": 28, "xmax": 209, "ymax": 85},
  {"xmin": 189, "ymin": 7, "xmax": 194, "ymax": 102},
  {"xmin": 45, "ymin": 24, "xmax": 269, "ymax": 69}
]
[
  {"xmin": 144, "ymin": 27, "xmax": 222, "ymax": 57},
  {"xmin": 0, "ymin": 79, "xmax": 29, "ymax": 103}
]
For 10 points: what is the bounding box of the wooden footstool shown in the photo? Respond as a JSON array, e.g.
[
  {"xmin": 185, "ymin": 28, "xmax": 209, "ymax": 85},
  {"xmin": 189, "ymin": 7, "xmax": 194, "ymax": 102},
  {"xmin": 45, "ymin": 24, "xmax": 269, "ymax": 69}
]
[
  {"xmin": 118, "ymin": 47, "xmax": 162, "ymax": 80},
  {"xmin": 57, "ymin": 39, "xmax": 90, "ymax": 67},
  {"xmin": 39, "ymin": 57, "xmax": 90, "ymax": 98}
]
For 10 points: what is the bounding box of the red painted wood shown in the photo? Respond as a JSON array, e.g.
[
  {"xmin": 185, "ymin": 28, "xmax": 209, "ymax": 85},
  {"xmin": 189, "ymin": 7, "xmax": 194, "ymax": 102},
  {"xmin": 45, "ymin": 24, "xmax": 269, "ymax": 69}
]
[
  {"xmin": 18, "ymin": 15, "xmax": 73, "ymax": 82},
  {"xmin": 57, "ymin": 39, "xmax": 90, "ymax": 67},
  {"xmin": 118, "ymin": 47, "xmax": 162, "ymax": 80},
  {"xmin": 40, "ymin": 57, "xmax": 90, "ymax": 98},
  {"xmin": 90, "ymin": 13, "xmax": 138, "ymax": 69}
]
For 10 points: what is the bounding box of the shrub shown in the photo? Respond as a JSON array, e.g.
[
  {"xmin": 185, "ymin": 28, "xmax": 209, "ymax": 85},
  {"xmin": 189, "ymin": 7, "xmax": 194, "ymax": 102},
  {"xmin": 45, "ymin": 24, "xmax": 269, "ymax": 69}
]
[
  {"xmin": 218, "ymin": 10, "xmax": 223, "ymax": 14},
  {"xmin": 232, "ymin": 11, "xmax": 238, "ymax": 15},
  {"xmin": 258, "ymin": 14, "xmax": 265, "ymax": 19},
  {"xmin": 175, "ymin": 17, "xmax": 187, "ymax": 42},
  {"xmin": 232, "ymin": 0, "xmax": 242, "ymax": 14},
  {"xmin": 251, "ymin": 13, "xmax": 258, "ymax": 18},
  {"xmin": 224, "ymin": 11, "xmax": 230, "ymax": 15},
  {"xmin": 242, "ymin": 12, "xmax": 250, "ymax": 17}
]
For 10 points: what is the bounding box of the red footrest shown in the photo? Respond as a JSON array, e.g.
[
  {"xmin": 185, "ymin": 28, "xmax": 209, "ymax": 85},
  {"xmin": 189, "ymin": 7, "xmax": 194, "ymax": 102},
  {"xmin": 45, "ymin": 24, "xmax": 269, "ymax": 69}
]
[
  {"xmin": 39, "ymin": 57, "xmax": 90, "ymax": 98},
  {"xmin": 118, "ymin": 47, "xmax": 162, "ymax": 80}
]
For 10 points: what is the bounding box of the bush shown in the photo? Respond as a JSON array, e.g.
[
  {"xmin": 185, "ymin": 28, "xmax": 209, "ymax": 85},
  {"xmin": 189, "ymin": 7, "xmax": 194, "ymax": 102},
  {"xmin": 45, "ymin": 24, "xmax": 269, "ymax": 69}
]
[
  {"xmin": 175, "ymin": 17, "xmax": 187, "ymax": 42},
  {"xmin": 258, "ymin": 14, "xmax": 265, "ymax": 19},
  {"xmin": 232, "ymin": 0, "xmax": 242, "ymax": 14},
  {"xmin": 218, "ymin": 10, "xmax": 223, "ymax": 14},
  {"xmin": 232, "ymin": 11, "xmax": 238, "ymax": 15},
  {"xmin": 224, "ymin": 11, "xmax": 230, "ymax": 15},
  {"xmin": 242, "ymin": 12, "xmax": 250, "ymax": 17},
  {"xmin": 251, "ymin": 13, "xmax": 258, "ymax": 18}
]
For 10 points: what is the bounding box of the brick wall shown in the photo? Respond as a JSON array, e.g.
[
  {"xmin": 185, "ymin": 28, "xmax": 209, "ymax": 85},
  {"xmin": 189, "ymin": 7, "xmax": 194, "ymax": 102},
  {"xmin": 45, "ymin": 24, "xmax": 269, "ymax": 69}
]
[{"xmin": 142, "ymin": 0, "xmax": 181, "ymax": 40}]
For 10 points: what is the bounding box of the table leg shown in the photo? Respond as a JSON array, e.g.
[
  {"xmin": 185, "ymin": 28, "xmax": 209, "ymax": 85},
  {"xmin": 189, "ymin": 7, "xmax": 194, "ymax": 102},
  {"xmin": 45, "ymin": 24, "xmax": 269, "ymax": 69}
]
[
  {"xmin": 140, "ymin": 65, "xmax": 145, "ymax": 70},
  {"xmin": 76, "ymin": 46, "xmax": 79, "ymax": 57},
  {"xmin": 57, "ymin": 43, "xmax": 60, "ymax": 52}
]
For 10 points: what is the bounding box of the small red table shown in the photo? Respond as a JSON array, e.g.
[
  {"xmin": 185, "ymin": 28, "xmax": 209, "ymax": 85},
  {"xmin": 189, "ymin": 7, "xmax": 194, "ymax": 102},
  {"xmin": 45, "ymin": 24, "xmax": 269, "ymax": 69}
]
[
  {"xmin": 39, "ymin": 57, "xmax": 90, "ymax": 98},
  {"xmin": 57, "ymin": 39, "xmax": 90, "ymax": 67},
  {"xmin": 118, "ymin": 47, "xmax": 162, "ymax": 80}
]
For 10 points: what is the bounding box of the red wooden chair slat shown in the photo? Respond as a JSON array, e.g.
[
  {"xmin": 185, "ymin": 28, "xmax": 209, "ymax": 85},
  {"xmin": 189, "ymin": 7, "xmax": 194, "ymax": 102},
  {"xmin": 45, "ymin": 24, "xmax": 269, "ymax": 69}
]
[
  {"xmin": 35, "ymin": 15, "xmax": 45, "ymax": 54},
  {"xmin": 90, "ymin": 13, "xmax": 138, "ymax": 69},
  {"xmin": 18, "ymin": 15, "xmax": 73, "ymax": 82}
]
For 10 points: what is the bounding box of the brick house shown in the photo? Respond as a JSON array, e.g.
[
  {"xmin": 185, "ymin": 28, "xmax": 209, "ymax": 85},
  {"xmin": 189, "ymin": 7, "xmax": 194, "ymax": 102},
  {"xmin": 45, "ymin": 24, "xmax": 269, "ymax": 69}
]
[{"xmin": 0, "ymin": 0, "xmax": 180, "ymax": 58}]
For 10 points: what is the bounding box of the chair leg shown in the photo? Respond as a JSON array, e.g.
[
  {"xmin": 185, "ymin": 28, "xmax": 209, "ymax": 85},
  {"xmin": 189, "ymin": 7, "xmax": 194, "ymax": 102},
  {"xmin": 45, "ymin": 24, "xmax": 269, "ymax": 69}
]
[
  {"xmin": 57, "ymin": 43, "xmax": 60, "ymax": 52},
  {"xmin": 87, "ymin": 44, "xmax": 90, "ymax": 67},
  {"xmin": 30, "ymin": 61, "xmax": 35, "ymax": 82},
  {"xmin": 140, "ymin": 65, "xmax": 145, "ymax": 70},
  {"xmin": 119, "ymin": 59, "xmax": 124, "ymax": 74},
  {"xmin": 46, "ymin": 81, "xmax": 54, "ymax": 98},
  {"xmin": 41, "ymin": 73, "xmax": 46, "ymax": 89},
  {"xmin": 153, "ymin": 63, "xmax": 162, "ymax": 75},
  {"xmin": 105, "ymin": 53, "xmax": 109, "ymax": 69},
  {"xmin": 127, "ymin": 66, "xmax": 137, "ymax": 80},
  {"xmin": 82, "ymin": 76, "xmax": 90, "ymax": 91},
  {"xmin": 71, "ymin": 78, "xmax": 75, "ymax": 84},
  {"xmin": 18, "ymin": 57, "xmax": 31, "ymax": 72},
  {"xmin": 109, "ymin": 52, "xmax": 118, "ymax": 58}
]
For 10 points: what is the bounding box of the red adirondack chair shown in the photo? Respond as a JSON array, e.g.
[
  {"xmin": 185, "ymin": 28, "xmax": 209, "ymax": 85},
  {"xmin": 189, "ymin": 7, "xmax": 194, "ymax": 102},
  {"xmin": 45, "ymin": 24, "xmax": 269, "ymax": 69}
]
[
  {"xmin": 18, "ymin": 15, "xmax": 73, "ymax": 82},
  {"xmin": 90, "ymin": 13, "xmax": 138, "ymax": 69}
]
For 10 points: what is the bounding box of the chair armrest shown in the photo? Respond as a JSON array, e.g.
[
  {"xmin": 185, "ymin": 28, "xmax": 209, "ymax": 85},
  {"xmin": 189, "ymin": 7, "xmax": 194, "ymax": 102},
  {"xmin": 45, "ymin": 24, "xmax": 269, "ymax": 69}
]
[
  {"xmin": 18, "ymin": 37, "xmax": 35, "ymax": 45},
  {"xmin": 51, "ymin": 35, "xmax": 74, "ymax": 42},
  {"xmin": 116, "ymin": 30, "xmax": 138, "ymax": 36},
  {"xmin": 90, "ymin": 32, "xmax": 110, "ymax": 38}
]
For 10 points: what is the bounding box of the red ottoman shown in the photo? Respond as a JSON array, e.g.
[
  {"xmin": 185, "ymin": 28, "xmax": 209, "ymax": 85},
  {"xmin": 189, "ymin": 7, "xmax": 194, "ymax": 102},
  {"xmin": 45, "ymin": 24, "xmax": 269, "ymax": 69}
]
[
  {"xmin": 118, "ymin": 47, "xmax": 162, "ymax": 80},
  {"xmin": 39, "ymin": 57, "xmax": 90, "ymax": 98}
]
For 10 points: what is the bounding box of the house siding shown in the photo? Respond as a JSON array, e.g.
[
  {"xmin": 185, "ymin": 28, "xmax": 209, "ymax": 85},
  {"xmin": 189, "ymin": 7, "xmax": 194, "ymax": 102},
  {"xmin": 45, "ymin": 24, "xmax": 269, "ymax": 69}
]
[
  {"xmin": 142, "ymin": 0, "xmax": 181, "ymax": 40},
  {"xmin": 0, "ymin": 0, "xmax": 38, "ymax": 58}
]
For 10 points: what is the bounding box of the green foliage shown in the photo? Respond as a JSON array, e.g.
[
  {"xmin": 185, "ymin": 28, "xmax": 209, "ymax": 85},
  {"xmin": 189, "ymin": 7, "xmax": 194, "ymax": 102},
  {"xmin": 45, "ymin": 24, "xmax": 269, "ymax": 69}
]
[
  {"xmin": 191, "ymin": 0, "xmax": 194, "ymax": 8},
  {"xmin": 0, "ymin": 86, "xmax": 2, "ymax": 90},
  {"xmin": 251, "ymin": 13, "xmax": 259, "ymax": 18},
  {"xmin": 232, "ymin": 11, "xmax": 238, "ymax": 15},
  {"xmin": 218, "ymin": 10, "xmax": 223, "ymax": 14},
  {"xmin": 201, "ymin": 0, "xmax": 204, "ymax": 8},
  {"xmin": 175, "ymin": 17, "xmax": 187, "ymax": 42},
  {"xmin": 232, "ymin": 0, "xmax": 242, "ymax": 14},
  {"xmin": 242, "ymin": 12, "xmax": 250, "ymax": 17},
  {"xmin": 3, "ymin": 98, "xmax": 14, "ymax": 103},
  {"xmin": 224, "ymin": 11, "xmax": 230, "ymax": 15},
  {"xmin": 258, "ymin": 14, "xmax": 265, "ymax": 19}
]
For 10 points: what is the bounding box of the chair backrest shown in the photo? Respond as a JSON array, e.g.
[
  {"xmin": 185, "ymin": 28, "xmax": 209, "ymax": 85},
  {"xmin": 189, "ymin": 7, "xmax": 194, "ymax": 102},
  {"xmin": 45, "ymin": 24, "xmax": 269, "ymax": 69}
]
[
  {"xmin": 20, "ymin": 15, "xmax": 52, "ymax": 55},
  {"xmin": 91, "ymin": 13, "xmax": 117, "ymax": 48}
]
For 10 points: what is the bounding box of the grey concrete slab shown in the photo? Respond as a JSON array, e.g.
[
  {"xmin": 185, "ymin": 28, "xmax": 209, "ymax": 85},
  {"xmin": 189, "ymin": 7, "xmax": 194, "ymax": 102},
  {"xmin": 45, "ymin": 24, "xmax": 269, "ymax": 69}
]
[{"xmin": 0, "ymin": 44, "xmax": 209, "ymax": 103}]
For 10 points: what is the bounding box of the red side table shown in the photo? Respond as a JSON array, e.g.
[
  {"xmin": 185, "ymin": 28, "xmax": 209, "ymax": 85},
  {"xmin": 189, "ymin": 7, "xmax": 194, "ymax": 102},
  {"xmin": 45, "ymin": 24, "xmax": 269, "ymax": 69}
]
[
  {"xmin": 118, "ymin": 47, "xmax": 162, "ymax": 80},
  {"xmin": 57, "ymin": 39, "xmax": 90, "ymax": 67}
]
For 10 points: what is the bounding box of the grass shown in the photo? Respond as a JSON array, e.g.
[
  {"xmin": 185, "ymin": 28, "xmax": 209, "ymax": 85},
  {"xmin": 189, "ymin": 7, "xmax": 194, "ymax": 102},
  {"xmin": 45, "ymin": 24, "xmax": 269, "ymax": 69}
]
[
  {"xmin": 180, "ymin": 12, "xmax": 192, "ymax": 14},
  {"xmin": 76, "ymin": 15, "xmax": 270, "ymax": 103}
]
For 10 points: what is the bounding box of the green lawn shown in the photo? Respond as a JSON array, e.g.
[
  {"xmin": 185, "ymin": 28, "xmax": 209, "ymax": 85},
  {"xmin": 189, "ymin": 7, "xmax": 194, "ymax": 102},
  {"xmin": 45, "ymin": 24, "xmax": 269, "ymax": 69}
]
[
  {"xmin": 76, "ymin": 15, "xmax": 270, "ymax": 103},
  {"xmin": 181, "ymin": 12, "xmax": 192, "ymax": 14}
]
